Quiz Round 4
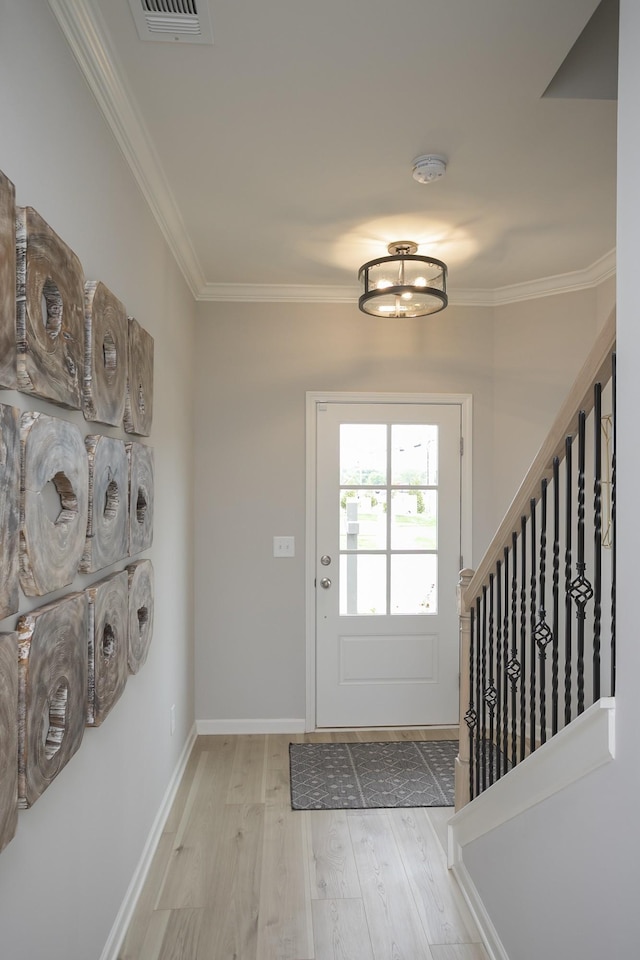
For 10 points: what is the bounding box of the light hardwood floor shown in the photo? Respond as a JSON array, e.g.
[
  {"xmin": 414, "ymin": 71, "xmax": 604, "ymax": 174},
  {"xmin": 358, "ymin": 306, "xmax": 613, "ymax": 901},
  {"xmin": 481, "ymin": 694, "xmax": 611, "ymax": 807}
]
[{"xmin": 119, "ymin": 730, "xmax": 487, "ymax": 960}]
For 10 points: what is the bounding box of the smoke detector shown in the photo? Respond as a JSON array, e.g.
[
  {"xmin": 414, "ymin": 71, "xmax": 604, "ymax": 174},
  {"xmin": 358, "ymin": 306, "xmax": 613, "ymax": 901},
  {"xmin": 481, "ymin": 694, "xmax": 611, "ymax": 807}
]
[
  {"xmin": 127, "ymin": 0, "xmax": 213, "ymax": 44},
  {"xmin": 412, "ymin": 155, "xmax": 447, "ymax": 184}
]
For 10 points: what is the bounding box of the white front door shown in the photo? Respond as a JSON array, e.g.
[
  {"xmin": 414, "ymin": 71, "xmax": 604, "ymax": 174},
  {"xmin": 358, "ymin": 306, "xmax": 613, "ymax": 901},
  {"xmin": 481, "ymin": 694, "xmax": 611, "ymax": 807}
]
[{"xmin": 315, "ymin": 401, "xmax": 462, "ymax": 727}]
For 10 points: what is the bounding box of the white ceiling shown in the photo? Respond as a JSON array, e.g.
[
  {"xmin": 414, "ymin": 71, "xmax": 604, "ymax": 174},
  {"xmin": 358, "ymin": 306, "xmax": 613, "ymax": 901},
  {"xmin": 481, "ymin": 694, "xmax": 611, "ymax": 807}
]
[{"xmin": 51, "ymin": 0, "xmax": 617, "ymax": 304}]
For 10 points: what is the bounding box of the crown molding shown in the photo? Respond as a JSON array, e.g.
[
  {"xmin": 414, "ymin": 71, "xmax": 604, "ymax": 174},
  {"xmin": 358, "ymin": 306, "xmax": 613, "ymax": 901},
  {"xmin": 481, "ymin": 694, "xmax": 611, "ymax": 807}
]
[
  {"xmin": 198, "ymin": 249, "xmax": 616, "ymax": 306},
  {"xmin": 48, "ymin": 2, "xmax": 615, "ymax": 310},
  {"xmin": 450, "ymin": 248, "xmax": 617, "ymax": 307},
  {"xmin": 47, "ymin": 0, "xmax": 206, "ymax": 297}
]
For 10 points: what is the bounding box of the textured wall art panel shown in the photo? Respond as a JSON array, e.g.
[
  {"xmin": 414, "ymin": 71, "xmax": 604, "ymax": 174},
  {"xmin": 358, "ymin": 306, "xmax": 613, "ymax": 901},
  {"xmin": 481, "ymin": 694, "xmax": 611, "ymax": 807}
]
[
  {"xmin": 86, "ymin": 571, "xmax": 128, "ymax": 726},
  {"xmin": 0, "ymin": 633, "xmax": 18, "ymax": 853},
  {"xmin": 83, "ymin": 281, "xmax": 128, "ymax": 426},
  {"xmin": 80, "ymin": 435, "xmax": 129, "ymax": 573},
  {"xmin": 20, "ymin": 412, "xmax": 89, "ymax": 596},
  {"xmin": 127, "ymin": 441, "xmax": 154, "ymax": 555},
  {"xmin": 16, "ymin": 207, "xmax": 84, "ymax": 408},
  {"xmin": 124, "ymin": 317, "xmax": 153, "ymax": 436},
  {"xmin": 17, "ymin": 593, "xmax": 88, "ymax": 808},
  {"xmin": 0, "ymin": 170, "xmax": 16, "ymax": 389},
  {"xmin": 127, "ymin": 559, "xmax": 154, "ymax": 674},
  {"xmin": 0, "ymin": 403, "xmax": 20, "ymax": 618}
]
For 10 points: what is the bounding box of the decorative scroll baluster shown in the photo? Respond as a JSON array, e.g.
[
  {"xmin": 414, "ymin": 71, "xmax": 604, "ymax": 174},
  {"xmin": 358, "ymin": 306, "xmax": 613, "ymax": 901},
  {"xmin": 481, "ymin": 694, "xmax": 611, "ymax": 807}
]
[
  {"xmin": 529, "ymin": 498, "xmax": 537, "ymax": 752},
  {"xmin": 552, "ymin": 458, "xmax": 560, "ymax": 736},
  {"xmin": 564, "ymin": 435, "xmax": 573, "ymax": 727},
  {"xmin": 593, "ymin": 382, "xmax": 602, "ymax": 702},
  {"xmin": 611, "ymin": 352, "xmax": 616, "ymax": 697},
  {"xmin": 502, "ymin": 547, "xmax": 510, "ymax": 771},
  {"xmin": 535, "ymin": 479, "xmax": 552, "ymax": 744},
  {"xmin": 508, "ymin": 532, "xmax": 519, "ymax": 769},
  {"xmin": 485, "ymin": 575, "xmax": 496, "ymax": 785},
  {"xmin": 519, "ymin": 517, "xmax": 527, "ymax": 761},
  {"xmin": 475, "ymin": 595, "xmax": 482, "ymax": 799},
  {"xmin": 496, "ymin": 560, "xmax": 503, "ymax": 779},
  {"xmin": 569, "ymin": 411, "xmax": 594, "ymax": 716},
  {"xmin": 465, "ymin": 605, "xmax": 477, "ymax": 801}
]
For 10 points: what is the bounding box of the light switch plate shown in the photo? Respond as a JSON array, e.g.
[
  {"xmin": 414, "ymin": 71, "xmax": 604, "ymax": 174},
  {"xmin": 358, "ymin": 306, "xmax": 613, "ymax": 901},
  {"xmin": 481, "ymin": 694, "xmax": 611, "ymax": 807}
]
[{"xmin": 273, "ymin": 536, "xmax": 295, "ymax": 558}]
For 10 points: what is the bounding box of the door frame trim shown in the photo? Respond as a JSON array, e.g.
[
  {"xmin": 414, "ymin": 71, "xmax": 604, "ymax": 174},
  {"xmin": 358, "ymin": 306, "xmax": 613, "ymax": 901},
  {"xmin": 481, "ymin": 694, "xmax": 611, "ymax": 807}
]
[{"xmin": 305, "ymin": 391, "xmax": 473, "ymax": 732}]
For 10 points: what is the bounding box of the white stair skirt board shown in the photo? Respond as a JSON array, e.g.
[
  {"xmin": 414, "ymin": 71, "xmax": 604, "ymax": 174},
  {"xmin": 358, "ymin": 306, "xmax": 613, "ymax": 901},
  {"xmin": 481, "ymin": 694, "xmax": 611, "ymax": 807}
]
[
  {"xmin": 196, "ymin": 718, "xmax": 306, "ymax": 735},
  {"xmin": 447, "ymin": 698, "xmax": 615, "ymax": 960},
  {"xmin": 99, "ymin": 723, "xmax": 197, "ymax": 960}
]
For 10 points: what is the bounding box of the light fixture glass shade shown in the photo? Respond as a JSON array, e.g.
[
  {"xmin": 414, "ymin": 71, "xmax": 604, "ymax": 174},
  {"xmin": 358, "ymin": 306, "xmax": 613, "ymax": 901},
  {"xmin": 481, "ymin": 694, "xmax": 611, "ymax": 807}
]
[{"xmin": 358, "ymin": 247, "xmax": 448, "ymax": 318}]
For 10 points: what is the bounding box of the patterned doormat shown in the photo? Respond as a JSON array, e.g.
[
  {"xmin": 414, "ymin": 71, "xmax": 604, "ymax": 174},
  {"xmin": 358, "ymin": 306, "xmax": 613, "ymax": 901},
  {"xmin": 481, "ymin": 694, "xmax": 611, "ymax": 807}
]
[{"xmin": 289, "ymin": 739, "xmax": 457, "ymax": 810}]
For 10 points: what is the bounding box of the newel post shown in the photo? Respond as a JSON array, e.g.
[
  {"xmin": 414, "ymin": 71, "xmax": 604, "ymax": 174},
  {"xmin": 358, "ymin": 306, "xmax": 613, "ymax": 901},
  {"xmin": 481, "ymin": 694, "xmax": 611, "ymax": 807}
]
[{"xmin": 455, "ymin": 568, "xmax": 475, "ymax": 810}]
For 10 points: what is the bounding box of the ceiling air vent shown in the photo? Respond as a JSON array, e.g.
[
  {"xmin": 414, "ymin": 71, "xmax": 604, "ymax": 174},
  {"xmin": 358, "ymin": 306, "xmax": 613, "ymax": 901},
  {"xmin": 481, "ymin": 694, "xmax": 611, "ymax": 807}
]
[{"xmin": 127, "ymin": 0, "xmax": 213, "ymax": 44}]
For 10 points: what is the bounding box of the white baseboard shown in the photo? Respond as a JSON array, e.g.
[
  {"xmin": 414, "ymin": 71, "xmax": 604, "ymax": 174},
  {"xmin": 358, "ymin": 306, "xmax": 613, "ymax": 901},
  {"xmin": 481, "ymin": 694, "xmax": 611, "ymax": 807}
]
[
  {"xmin": 196, "ymin": 718, "xmax": 306, "ymax": 735},
  {"xmin": 99, "ymin": 723, "xmax": 197, "ymax": 960},
  {"xmin": 450, "ymin": 856, "xmax": 510, "ymax": 960}
]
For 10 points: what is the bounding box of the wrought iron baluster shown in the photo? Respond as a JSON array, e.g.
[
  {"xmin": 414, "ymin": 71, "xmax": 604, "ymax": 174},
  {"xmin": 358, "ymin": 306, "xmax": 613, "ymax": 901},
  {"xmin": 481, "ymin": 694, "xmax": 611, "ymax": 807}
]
[
  {"xmin": 508, "ymin": 532, "xmax": 519, "ymax": 768},
  {"xmin": 569, "ymin": 411, "xmax": 593, "ymax": 716},
  {"xmin": 466, "ymin": 605, "xmax": 477, "ymax": 801},
  {"xmin": 520, "ymin": 517, "xmax": 527, "ymax": 762},
  {"xmin": 535, "ymin": 479, "xmax": 552, "ymax": 744},
  {"xmin": 502, "ymin": 547, "xmax": 510, "ymax": 771},
  {"xmin": 552, "ymin": 457, "xmax": 560, "ymax": 735},
  {"xmin": 481, "ymin": 585, "xmax": 488, "ymax": 792},
  {"xmin": 611, "ymin": 352, "xmax": 617, "ymax": 697},
  {"xmin": 564, "ymin": 435, "xmax": 573, "ymax": 727},
  {"xmin": 593, "ymin": 382, "xmax": 602, "ymax": 702},
  {"xmin": 475, "ymin": 595, "xmax": 482, "ymax": 798},
  {"xmin": 529, "ymin": 498, "xmax": 537, "ymax": 752},
  {"xmin": 485, "ymin": 575, "xmax": 496, "ymax": 785},
  {"xmin": 496, "ymin": 560, "xmax": 503, "ymax": 779}
]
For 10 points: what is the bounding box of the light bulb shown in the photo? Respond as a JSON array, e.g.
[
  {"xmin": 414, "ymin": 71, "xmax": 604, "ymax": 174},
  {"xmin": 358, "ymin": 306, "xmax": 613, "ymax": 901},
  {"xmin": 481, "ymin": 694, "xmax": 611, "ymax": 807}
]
[
  {"xmin": 414, "ymin": 277, "xmax": 427, "ymax": 287},
  {"xmin": 401, "ymin": 292, "xmax": 413, "ymax": 300},
  {"xmin": 376, "ymin": 279, "xmax": 393, "ymax": 290}
]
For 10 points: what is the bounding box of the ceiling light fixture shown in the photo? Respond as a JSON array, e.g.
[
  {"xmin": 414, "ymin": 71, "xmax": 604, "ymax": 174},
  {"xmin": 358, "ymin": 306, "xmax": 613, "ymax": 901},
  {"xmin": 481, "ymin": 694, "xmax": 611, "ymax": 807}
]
[{"xmin": 358, "ymin": 241, "xmax": 448, "ymax": 318}]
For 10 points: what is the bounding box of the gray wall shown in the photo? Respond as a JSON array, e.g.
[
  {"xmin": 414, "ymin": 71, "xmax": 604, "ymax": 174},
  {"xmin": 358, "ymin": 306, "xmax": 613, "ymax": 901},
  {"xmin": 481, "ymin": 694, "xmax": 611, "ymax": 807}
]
[
  {"xmin": 0, "ymin": 3, "xmax": 196, "ymax": 959},
  {"xmin": 492, "ymin": 283, "xmax": 615, "ymax": 524},
  {"xmin": 193, "ymin": 300, "xmax": 486, "ymax": 723},
  {"xmin": 193, "ymin": 291, "xmax": 612, "ymax": 725}
]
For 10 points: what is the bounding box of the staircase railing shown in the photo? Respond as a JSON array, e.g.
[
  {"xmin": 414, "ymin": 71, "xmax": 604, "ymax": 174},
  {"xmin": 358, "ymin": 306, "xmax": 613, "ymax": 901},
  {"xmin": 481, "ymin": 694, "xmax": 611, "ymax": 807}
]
[{"xmin": 455, "ymin": 309, "xmax": 616, "ymax": 809}]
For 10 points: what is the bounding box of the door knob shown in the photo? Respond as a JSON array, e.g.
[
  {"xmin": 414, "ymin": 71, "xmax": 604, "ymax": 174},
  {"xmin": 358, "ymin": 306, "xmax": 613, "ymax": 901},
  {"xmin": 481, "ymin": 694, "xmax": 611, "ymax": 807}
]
[{"xmin": 320, "ymin": 577, "xmax": 332, "ymax": 589}]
